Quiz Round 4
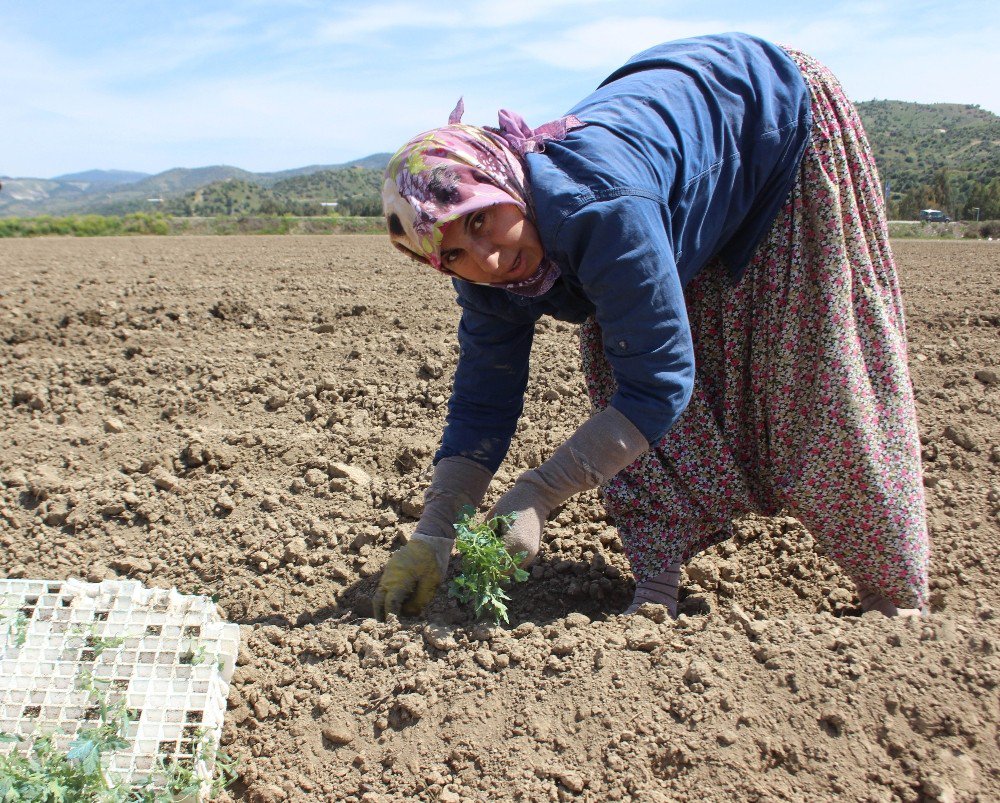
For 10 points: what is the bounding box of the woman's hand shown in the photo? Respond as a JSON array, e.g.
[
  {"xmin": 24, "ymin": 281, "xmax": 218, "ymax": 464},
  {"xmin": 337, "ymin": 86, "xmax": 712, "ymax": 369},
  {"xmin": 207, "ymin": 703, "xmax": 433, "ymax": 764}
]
[
  {"xmin": 372, "ymin": 534, "xmax": 452, "ymax": 620},
  {"xmin": 372, "ymin": 455, "xmax": 493, "ymax": 620},
  {"xmin": 489, "ymin": 480, "xmax": 550, "ymax": 568}
]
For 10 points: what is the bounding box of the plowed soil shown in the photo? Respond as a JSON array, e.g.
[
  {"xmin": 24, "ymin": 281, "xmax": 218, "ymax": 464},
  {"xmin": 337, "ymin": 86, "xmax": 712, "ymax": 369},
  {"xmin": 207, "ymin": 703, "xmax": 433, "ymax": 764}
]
[{"xmin": 1, "ymin": 235, "xmax": 998, "ymax": 802}]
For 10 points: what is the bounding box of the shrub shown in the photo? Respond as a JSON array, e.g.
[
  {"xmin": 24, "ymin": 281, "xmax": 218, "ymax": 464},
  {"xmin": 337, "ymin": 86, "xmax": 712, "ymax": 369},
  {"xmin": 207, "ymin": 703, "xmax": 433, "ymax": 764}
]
[
  {"xmin": 0, "ymin": 213, "xmax": 384, "ymax": 237},
  {"xmin": 977, "ymin": 220, "xmax": 1000, "ymax": 239},
  {"xmin": 0, "ymin": 214, "xmax": 171, "ymax": 237}
]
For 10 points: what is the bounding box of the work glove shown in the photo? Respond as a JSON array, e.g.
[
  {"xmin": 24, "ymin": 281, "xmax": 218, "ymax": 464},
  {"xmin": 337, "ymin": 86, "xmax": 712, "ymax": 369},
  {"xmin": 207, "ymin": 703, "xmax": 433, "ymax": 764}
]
[
  {"xmin": 372, "ymin": 456, "xmax": 492, "ymax": 620},
  {"xmin": 372, "ymin": 533, "xmax": 452, "ymax": 620},
  {"xmin": 492, "ymin": 406, "xmax": 648, "ymax": 567}
]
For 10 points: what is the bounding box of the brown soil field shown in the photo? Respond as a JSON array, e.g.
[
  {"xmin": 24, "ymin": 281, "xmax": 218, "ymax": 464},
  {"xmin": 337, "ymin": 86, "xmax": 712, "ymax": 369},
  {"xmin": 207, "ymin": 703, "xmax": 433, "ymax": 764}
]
[{"xmin": 1, "ymin": 235, "xmax": 998, "ymax": 802}]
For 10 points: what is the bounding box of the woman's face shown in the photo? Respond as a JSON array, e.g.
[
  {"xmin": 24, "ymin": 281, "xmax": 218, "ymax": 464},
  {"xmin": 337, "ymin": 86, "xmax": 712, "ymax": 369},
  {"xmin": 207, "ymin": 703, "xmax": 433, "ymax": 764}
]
[{"xmin": 438, "ymin": 204, "xmax": 543, "ymax": 285}]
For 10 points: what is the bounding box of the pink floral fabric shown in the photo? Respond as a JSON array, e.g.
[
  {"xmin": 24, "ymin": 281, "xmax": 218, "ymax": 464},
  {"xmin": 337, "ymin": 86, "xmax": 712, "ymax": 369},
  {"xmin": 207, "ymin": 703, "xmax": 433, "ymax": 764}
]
[{"xmin": 580, "ymin": 47, "xmax": 930, "ymax": 609}]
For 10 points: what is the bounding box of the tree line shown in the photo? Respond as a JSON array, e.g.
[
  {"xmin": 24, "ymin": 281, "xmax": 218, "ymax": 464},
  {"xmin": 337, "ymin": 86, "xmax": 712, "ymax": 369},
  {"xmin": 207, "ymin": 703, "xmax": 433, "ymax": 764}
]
[{"xmin": 888, "ymin": 168, "xmax": 1000, "ymax": 221}]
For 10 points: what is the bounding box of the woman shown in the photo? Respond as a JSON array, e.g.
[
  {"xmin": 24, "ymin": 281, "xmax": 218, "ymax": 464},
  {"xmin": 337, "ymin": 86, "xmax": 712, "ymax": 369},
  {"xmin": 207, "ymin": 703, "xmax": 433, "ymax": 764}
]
[{"xmin": 372, "ymin": 32, "xmax": 929, "ymax": 621}]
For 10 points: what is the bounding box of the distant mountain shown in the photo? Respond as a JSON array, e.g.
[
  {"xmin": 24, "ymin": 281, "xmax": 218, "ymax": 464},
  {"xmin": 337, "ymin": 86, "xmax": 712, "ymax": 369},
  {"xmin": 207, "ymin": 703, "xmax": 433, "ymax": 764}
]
[
  {"xmin": 51, "ymin": 169, "xmax": 150, "ymax": 186},
  {"xmin": 5, "ymin": 103, "xmax": 997, "ymax": 221},
  {"xmin": 256, "ymin": 153, "xmax": 394, "ymax": 184},
  {"xmin": 0, "ymin": 177, "xmax": 96, "ymax": 214},
  {"xmin": 0, "ymin": 169, "xmax": 154, "ymax": 216},
  {"xmin": 128, "ymin": 165, "xmax": 260, "ymax": 196},
  {"xmin": 0, "ymin": 154, "xmax": 392, "ymax": 217}
]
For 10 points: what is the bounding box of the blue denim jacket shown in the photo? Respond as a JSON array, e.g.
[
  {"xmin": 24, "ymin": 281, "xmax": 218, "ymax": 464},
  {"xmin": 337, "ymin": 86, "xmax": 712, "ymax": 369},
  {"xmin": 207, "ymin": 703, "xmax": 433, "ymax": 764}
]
[{"xmin": 437, "ymin": 33, "xmax": 812, "ymax": 472}]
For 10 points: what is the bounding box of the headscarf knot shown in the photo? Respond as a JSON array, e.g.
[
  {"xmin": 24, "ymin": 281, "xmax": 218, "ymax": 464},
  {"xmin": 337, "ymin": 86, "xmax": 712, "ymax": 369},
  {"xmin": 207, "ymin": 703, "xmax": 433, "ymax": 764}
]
[{"xmin": 449, "ymin": 98, "xmax": 583, "ymax": 155}]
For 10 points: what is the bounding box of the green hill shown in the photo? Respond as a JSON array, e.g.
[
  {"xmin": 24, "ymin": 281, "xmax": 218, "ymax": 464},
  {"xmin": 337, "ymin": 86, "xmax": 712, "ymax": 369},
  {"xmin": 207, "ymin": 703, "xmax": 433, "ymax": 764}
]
[
  {"xmin": 161, "ymin": 166, "xmax": 384, "ymax": 217},
  {"xmin": 166, "ymin": 178, "xmax": 272, "ymax": 217},
  {"xmin": 271, "ymin": 167, "xmax": 382, "ymax": 214},
  {"xmin": 856, "ymin": 101, "xmax": 1000, "ymax": 218}
]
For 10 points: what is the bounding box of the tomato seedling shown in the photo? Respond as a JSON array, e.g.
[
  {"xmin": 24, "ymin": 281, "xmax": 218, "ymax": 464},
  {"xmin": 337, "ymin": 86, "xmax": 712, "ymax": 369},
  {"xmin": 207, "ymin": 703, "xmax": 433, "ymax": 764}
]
[{"xmin": 448, "ymin": 506, "xmax": 529, "ymax": 624}]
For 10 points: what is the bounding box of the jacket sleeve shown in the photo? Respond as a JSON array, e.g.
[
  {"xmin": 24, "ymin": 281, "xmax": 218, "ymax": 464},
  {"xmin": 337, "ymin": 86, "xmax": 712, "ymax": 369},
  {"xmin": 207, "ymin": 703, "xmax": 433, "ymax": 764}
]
[
  {"xmin": 435, "ymin": 286, "xmax": 539, "ymax": 473},
  {"xmin": 554, "ymin": 193, "xmax": 695, "ymax": 444}
]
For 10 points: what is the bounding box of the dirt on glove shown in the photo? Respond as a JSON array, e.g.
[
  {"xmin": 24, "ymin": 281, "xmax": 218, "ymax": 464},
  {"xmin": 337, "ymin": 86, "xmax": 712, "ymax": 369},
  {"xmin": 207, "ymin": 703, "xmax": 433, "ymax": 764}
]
[{"xmin": 1, "ymin": 235, "xmax": 998, "ymax": 802}]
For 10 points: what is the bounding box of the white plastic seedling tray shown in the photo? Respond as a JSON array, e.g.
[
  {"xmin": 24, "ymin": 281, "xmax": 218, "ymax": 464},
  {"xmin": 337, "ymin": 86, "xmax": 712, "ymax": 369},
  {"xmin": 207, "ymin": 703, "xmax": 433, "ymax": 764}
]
[{"xmin": 0, "ymin": 578, "xmax": 240, "ymax": 798}]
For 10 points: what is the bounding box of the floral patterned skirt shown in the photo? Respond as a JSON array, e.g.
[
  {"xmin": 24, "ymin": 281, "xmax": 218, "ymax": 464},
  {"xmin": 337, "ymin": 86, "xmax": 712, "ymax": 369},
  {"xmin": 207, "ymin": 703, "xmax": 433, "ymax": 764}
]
[{"xmin": 579, "ymin": 47, "xmax": 930, "ymax": 609}]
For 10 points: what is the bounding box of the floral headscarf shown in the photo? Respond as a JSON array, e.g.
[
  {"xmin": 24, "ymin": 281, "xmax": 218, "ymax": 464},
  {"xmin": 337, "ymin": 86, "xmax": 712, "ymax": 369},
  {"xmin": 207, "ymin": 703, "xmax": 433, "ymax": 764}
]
[{"xmin": 382, "ymin": 100, "xmax": 583, "ymax": 297}]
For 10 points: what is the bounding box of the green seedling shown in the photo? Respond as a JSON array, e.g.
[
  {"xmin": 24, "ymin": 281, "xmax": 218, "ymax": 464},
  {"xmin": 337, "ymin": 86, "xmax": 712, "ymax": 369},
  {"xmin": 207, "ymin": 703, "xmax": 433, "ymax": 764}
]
[
  {"xmin": 0, "ymin": 732, "xmax": 130, "ymax": 801},
  {"xmin": 155, "ymin": 729, "xmax": 239, "ymax": 801},
  {"xmin": 448, "ymin": 506, "xmax": 529, "ymax": 624},
  {"xmin": 89, "ymin": 634, "xmax": 127, "ymax": 657},
  {"xmin": 0, "ymin": 625, "xmax": 236, "ymax": 801},
  {"xmin": 68, "ymin": 625, "xmax": 125, "ymax": 657},
  {"xmin": 0, "ymin": 692, "xmax": 137, "ymax": 801},
  {"xmin": 180, "ymin": 644, "xmax": 208, "ymax": 666},
  {"xmin": 180, "ymin": 642, "xmax": 226, "ymax": 674},
  {"xmin": 2, "ymin": 611, "xmax": 29, "ymax": 648},
  {"xmin": 1, "ymin": 597, "xmax": 30, "ymax": 648}
]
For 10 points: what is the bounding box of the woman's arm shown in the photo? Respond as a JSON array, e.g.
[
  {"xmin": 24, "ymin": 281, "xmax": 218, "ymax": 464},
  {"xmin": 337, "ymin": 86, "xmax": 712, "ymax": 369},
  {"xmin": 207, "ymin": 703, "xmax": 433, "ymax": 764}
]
[
  {"xmin": 487, "ymin": 194, "xmax": 697, "ymax": 565},
  {"xmin": 436, "ymin": 293, "xmax": 540, "ymax": 473},
  {"xmin": 555, "ymin": 192, "xmax": 695, "ymax": 442},
  {"xmin": 372, "ymin": 292, "xmax": 538, "ymax": 620}
]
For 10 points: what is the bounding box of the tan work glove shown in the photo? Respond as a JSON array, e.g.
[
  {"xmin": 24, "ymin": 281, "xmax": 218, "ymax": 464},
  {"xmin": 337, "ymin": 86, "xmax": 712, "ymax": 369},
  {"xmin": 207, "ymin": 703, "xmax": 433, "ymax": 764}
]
[
  {"xmin": 372, "ymin": 456, "xmax": 492, "ymax": 620},
  {"xmin": 492, "ymin": 406, "xmax": 648, "ymax": 567}
]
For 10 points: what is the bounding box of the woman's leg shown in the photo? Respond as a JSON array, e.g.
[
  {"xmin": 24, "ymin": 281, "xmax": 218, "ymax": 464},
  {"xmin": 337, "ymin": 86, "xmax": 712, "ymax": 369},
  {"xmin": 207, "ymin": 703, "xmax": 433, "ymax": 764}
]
[
  {"xmin": 751, "ymin": 47, "xmax": 930, "ymax": 611},
  {"xmin": 579, "ymin": 298, "xmax": 765, "ymax": 615},
  {"xmin": 624, "ymin": 562, "xmax": 683, "ymax": 617}
]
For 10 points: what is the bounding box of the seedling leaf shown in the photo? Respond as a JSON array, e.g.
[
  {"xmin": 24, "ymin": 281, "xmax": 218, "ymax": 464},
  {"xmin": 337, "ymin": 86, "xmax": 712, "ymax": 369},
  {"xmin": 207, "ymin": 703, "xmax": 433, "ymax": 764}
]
[{"xmin": 448, "ymin": 507, "xmax": 529, "ymax": 624}]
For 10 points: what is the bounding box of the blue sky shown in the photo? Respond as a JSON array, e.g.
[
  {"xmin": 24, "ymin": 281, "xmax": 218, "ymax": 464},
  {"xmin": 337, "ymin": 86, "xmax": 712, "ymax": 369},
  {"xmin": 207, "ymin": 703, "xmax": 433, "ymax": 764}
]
[{"xmin": 3, "ymin": 0, "xmax": 998, "ymax": 178}]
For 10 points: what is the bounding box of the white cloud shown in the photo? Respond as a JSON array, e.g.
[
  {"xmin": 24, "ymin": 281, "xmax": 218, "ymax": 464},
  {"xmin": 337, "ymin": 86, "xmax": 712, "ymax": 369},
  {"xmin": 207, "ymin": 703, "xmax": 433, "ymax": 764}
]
[
  {"xmin": 313, "ymin": 0, "xmax": 612, "ymax": 43},
  {"xmin": 3, "ymin": 0, "xmax": 998, "ymax": 177},
  {"xmin": 516, "ymin": 8, "xmax": 1000, "ymax": 115},
  {"xmin": 89, "ymin": 15, "xmax": 265, "ymax": 81},
  {"xmin": 313, "ymin": 4, "xmax": 440, "ymax": 42},
  {"xmin": 519, "ymin": 17, "xmax": 730, "ymax": 71}
]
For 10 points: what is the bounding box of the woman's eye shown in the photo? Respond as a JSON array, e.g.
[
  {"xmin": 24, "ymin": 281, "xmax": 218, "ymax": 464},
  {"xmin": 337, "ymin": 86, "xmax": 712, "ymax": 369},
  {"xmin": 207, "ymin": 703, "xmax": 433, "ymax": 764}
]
[{"xmin": 470, "ymin": 211, "xmax": 486, "ymax": 232}]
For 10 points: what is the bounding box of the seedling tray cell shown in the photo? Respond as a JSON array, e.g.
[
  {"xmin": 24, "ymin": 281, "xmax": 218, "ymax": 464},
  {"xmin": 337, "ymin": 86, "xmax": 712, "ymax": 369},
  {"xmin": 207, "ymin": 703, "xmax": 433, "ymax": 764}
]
[{"xmin": 1, "ymin": 578, "xmax": 240, "ymax": 798}]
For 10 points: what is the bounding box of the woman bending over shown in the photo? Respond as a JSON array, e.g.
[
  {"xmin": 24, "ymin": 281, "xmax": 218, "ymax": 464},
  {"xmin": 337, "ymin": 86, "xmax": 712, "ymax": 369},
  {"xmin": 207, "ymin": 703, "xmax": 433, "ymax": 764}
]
[{"xmin": 373, "ymin": 32, "xmax": 929, "ymax": 620}]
